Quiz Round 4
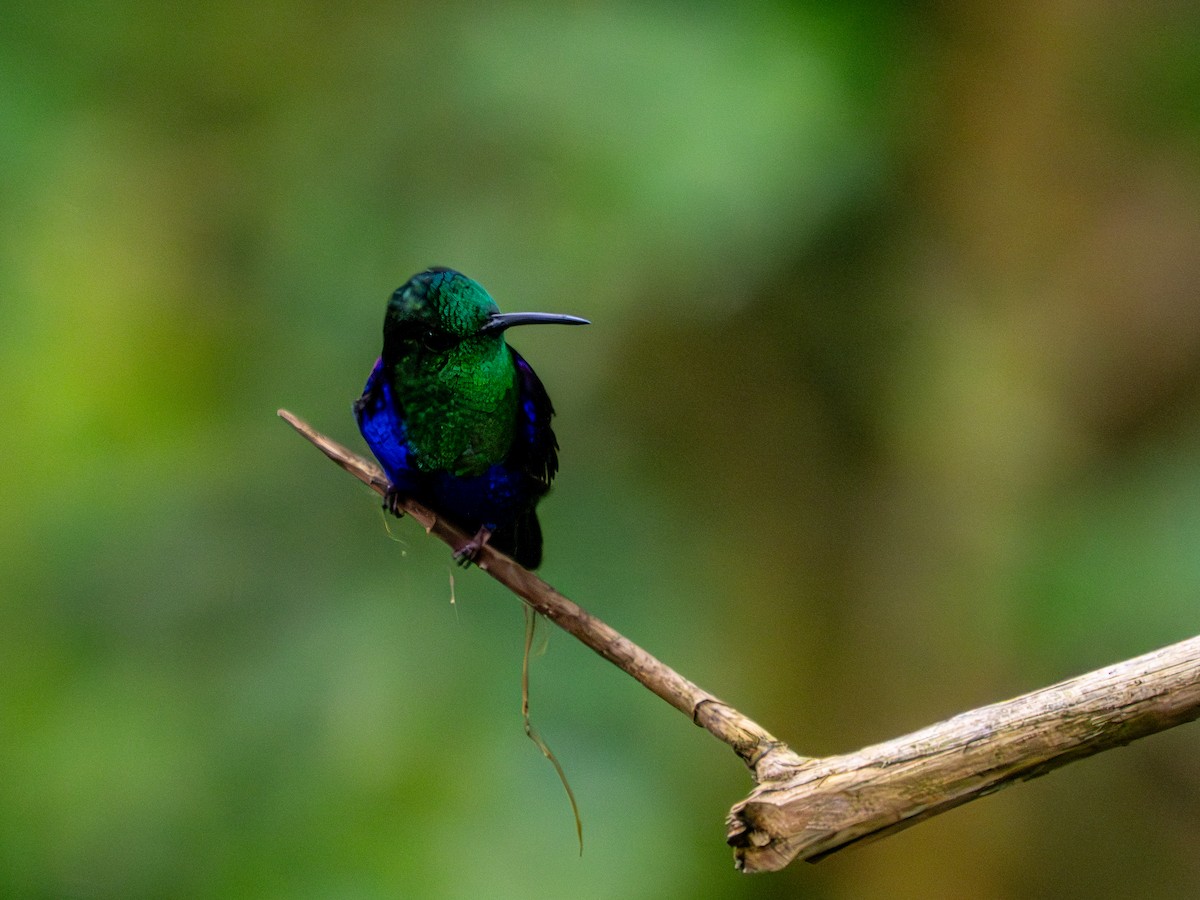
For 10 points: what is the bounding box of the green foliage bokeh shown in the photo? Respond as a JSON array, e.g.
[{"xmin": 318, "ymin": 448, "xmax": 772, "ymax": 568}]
[{"xmin": 3, "ymin": 3, "xmax": 1200, "ymax": 897}]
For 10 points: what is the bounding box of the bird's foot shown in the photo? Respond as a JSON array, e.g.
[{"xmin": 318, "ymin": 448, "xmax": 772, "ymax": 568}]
[
  {"xmin": 454, "ymin": 527, "xmax": 494, "ymax": 568},
  {"xmin": 383, "ymin": 487, "xmax": 406, "ymax": 518}
]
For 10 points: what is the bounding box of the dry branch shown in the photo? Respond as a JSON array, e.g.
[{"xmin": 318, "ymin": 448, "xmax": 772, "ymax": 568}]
[
  {"xmin": 276, "ymin": 410, "xmax": 801, "ymax": 780},
  {"xmin": 280, "ymin": 409, "xmax": 1200, "ymax": 873},
  {"xmin": 727, "ymin": 635, "xmax": 1200, "ymax": 870}
]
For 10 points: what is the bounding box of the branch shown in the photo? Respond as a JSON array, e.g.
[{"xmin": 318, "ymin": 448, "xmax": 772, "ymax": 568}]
[
  {"xmin": 276, "ymin": 410, "xmax": 803, "ymax": 781},
  {"xmin": 280, "ymin": 409, "xmax": 1200, "ymax": 872},
  {"xmin": 727, "ymin": 635, "xmax": 1200, "ymax": 870}
]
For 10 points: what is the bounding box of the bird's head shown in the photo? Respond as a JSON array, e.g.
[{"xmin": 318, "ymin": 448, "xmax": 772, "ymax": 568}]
[{"xmin": 382, "ymin": 267, "xmax": 588, "ymax": 371}]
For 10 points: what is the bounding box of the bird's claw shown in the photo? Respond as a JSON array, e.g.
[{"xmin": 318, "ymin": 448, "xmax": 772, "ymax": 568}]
[
  {"xmin": 454, "ymin": 527, "xmax": 494, "ymax": 568},
  {"xmin": 383, "ymin": 488, "xmax": 406, "ymax": 518}
]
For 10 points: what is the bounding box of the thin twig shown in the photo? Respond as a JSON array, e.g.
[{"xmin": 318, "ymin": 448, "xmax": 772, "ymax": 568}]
[
  {"xmin": 280, "ymin": 409, "xmax": 1200, "ymax": 873},
  {"xmin": 277, "ymin": 409, "xmax": 802, "ymax": 782}
]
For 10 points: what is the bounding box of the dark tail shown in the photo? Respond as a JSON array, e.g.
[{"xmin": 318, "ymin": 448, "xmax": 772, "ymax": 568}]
[{"xmin": 493, "ymin": 508, "xmax": 543, "ymax": 570}]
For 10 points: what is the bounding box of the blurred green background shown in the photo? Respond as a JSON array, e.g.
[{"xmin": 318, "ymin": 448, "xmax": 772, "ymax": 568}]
[{"xmin": 4, "ymin": 2, "xmax": 1200, "ymax": 897}]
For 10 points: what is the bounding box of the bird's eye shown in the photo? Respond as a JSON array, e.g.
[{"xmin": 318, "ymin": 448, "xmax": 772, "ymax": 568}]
[{"xmin": 420, "ymin": 328, "xmax": 458, "ymax": 353}]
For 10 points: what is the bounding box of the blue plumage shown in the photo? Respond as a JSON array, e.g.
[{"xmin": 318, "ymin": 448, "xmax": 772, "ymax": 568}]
[{"xmin": 354, "ymin": 269, "xmax": 585, "ymax": 569}]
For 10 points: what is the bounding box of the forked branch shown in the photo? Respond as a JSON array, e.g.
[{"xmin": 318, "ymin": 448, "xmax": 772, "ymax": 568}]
[
  {"xmin": 726, "ymin": 635, "xmax": 1200, "ymax": 870},
  {"xmin": 280, "ymin": 409, "xmax": 1200, "ymax": 872}
]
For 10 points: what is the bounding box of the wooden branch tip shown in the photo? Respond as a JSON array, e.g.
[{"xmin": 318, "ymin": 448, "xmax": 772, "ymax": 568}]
[{"xmin": 277, "ymin": 409, "xmax": 788, "ymax": 777}]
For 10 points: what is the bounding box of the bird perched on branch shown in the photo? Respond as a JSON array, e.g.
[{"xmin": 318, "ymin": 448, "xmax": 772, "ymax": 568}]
[{"xmin": 354, "ymin": 267, "xmax": 588, "ymax": 569}]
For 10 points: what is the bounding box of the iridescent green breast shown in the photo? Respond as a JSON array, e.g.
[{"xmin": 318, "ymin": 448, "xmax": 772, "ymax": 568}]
[{"xmin": 394, "ymin": 339, "xmax": 519, "ymax": 477}]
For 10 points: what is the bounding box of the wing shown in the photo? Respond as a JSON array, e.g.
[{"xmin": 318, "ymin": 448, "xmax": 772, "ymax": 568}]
[
  {"xmin": 353, "ymin": 357, "xmax": 419, "ymax": 491},
  {"xmin": 508, "ymin": 346, "xmax": 559, "ymax": 490}
]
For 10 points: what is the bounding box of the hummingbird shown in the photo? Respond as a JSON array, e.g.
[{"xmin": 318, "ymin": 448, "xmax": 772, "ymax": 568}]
[{"xmin": 354, "ymin": 267, "xmax": 589, "ymax": 569}]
